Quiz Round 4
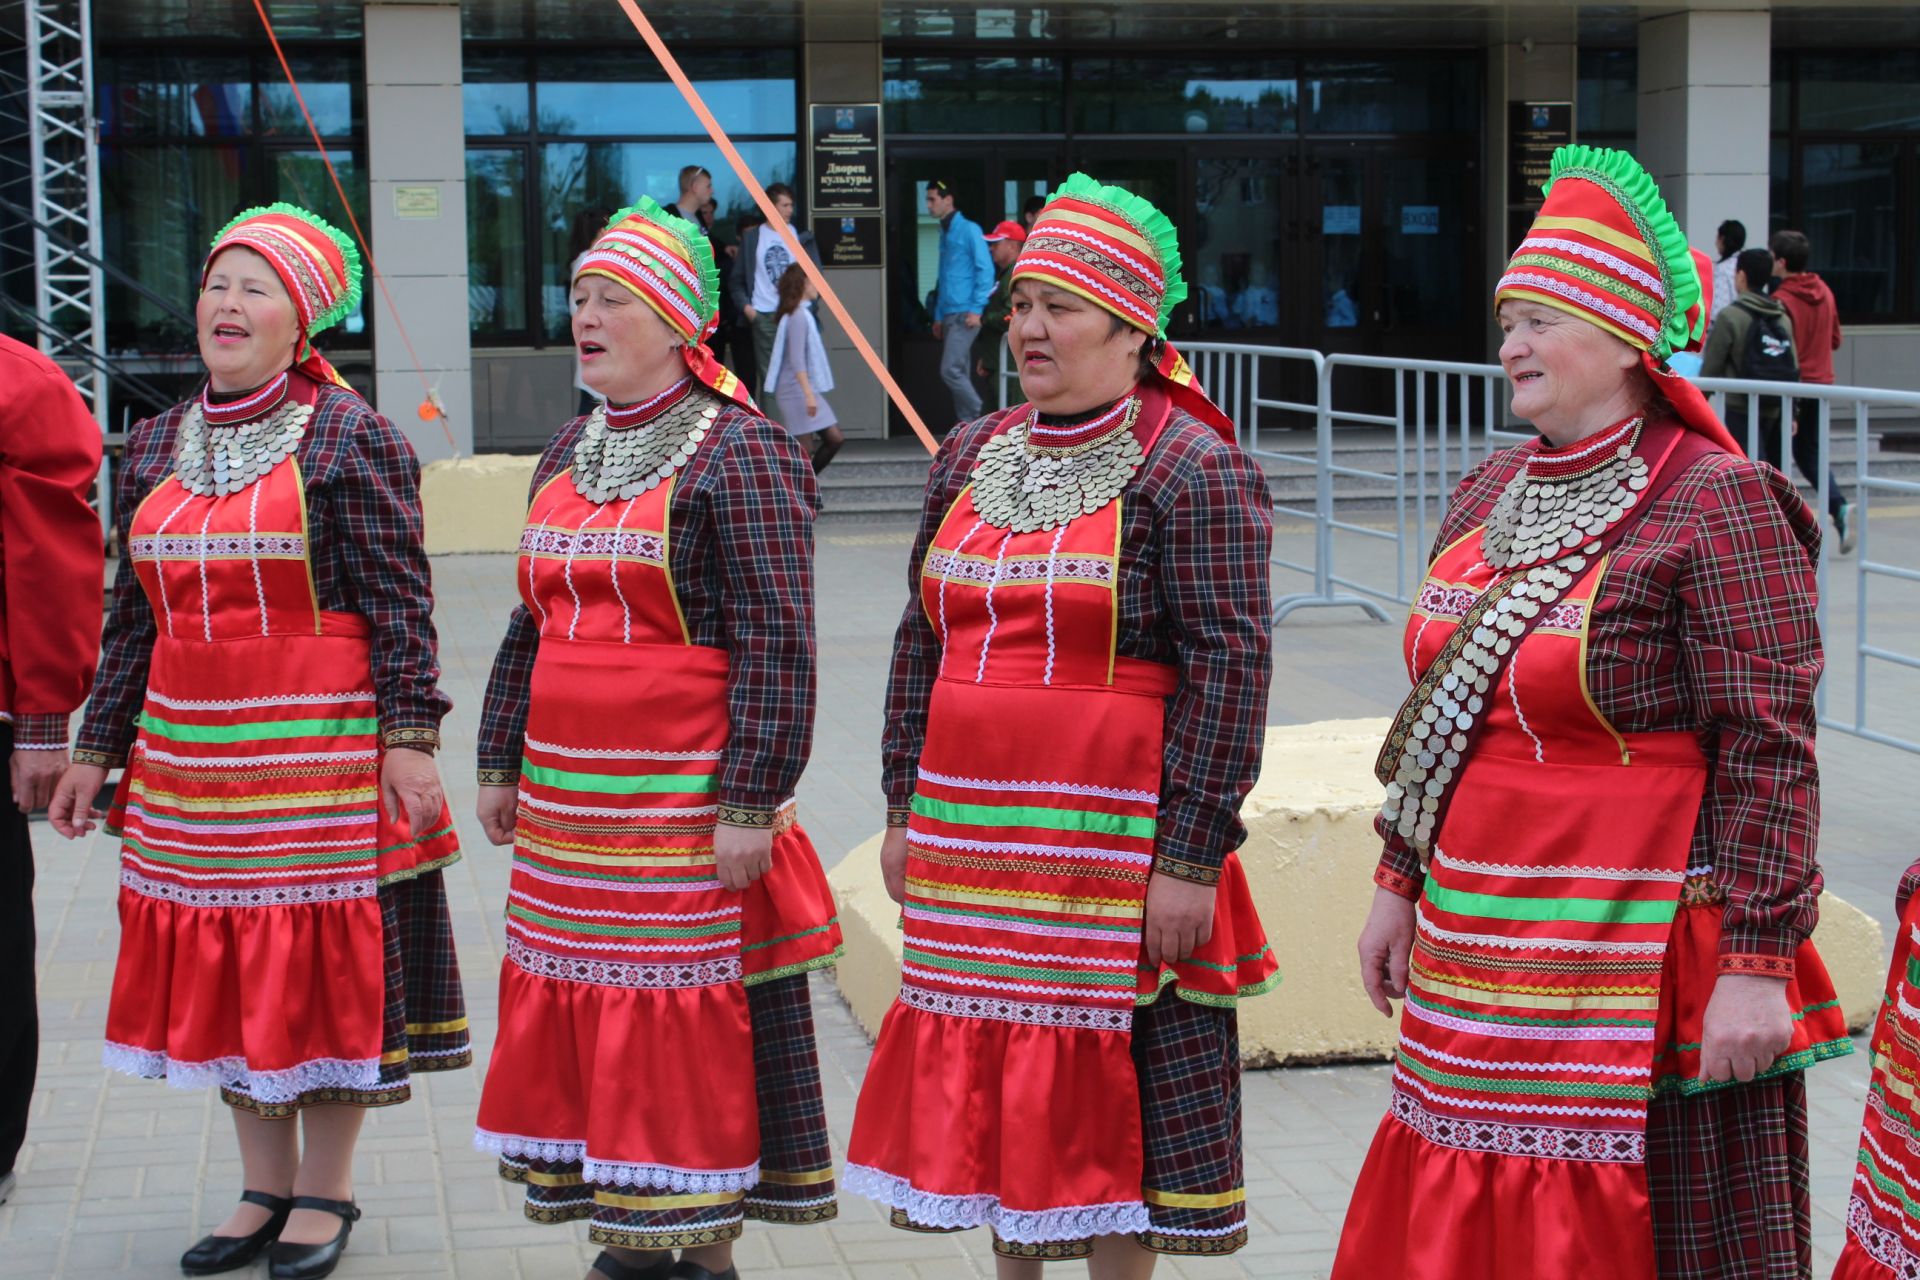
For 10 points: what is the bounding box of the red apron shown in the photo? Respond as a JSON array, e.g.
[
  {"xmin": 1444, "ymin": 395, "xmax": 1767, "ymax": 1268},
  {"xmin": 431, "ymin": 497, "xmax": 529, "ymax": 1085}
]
[
  {"xmin": 1336, "ymin": 507, "xmax": 1848, "ymax": 1276},
  {"xmin": 474, "ymin": 463, "xmax": 841, "ymax": 1194},
  {"xmin": 844, "ymin": 389, "xmax": 1276, "ymax": 1244},
  {"xmin": 102, "ymin": 386, "xmax": 459, "ymax": 1104}
]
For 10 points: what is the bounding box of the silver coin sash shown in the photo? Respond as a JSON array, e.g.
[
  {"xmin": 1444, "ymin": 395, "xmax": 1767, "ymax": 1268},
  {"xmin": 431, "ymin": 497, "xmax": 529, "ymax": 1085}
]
[
  {"xmin": 1480, "ymin": 418, "xmax": 1649, "ymax": 571},
  {"xmin": 1376, "ymin": 419, "xmax": 1701, "ymax": 857},
  {"xmin": 174, "ymin": 398, "xmax": 314, "ymax": 498},
  {"xmin": 968, "ymin": 397, "xmax": 1146, "ymax": 534},
  {"xmin": 570, "ymin": 393, "xmax": 719, "ymax": 504}
]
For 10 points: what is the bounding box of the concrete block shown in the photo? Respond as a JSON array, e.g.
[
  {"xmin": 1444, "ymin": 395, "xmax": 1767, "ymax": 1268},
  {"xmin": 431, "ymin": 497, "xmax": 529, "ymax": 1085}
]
[
  {"xmin": 829, "ymin": 717, "xmax": 1889, "ymax": 1065},
  {"xmin": 421, "ymin": 454, "xmax": 538, "ymax": 554}
]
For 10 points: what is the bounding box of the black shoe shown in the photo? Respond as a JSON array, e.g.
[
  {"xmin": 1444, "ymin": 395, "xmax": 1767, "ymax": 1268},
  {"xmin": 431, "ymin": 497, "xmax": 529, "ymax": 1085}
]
[
  {"xmin": 668, "ymin": 1262, "xmax": 740, "ymax": 1280},
  {"xmin": 265, "ymin": 1196, "xmax": 360, "ymax": 1280},
  {"xmin": 590, "ymin": 1250, "xmax": 675, "ymax": 1280},
  {"xmin": 180, "ymin": 1190, "xmax": 292, "ymax": 1276}
]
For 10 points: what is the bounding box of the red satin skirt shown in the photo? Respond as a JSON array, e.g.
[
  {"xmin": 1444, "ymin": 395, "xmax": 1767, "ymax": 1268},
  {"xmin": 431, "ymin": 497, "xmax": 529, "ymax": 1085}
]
[{"xmin": 1335, "ymin": 901, "xmax": 1850, "ymax": 1277}]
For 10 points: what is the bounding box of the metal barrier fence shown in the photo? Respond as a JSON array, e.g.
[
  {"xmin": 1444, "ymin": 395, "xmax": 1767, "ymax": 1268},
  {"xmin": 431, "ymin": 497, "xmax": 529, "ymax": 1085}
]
[{"xmin": 1000, "ymin": 341, "xmax": 1920, "ymax": 754}]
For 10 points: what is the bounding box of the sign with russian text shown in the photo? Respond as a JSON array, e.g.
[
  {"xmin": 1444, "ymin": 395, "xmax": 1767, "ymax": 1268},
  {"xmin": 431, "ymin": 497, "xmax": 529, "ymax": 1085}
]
[
  {"xmin": 810, "ymin": 103, "xmax": 881, "ymax": 213},
  {"xmin": 816, "ymin": 213, "xmax": 883, "ymax": 268},
  {"xmin": 1509, "ymin": 101, "xmax": 1572, "ymax": 209}
]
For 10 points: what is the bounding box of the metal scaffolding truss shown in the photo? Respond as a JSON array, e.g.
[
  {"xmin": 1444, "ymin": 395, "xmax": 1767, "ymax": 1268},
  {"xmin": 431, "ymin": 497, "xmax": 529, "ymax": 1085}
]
[{"xmin": 15, "ymin": 0, "xmax": 104, "ymax": 430}]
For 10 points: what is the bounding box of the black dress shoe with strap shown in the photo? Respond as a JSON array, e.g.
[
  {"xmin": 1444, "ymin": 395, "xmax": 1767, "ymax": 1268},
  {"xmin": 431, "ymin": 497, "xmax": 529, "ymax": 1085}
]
[
  {"xmin": 667, "ymin": 1262, "xmax": 739, "ymax": 1280},
  {"xmin": 590, "ymin": 1249, "xmax": 675, "ymax": 1280},
  {"xmin": 265, "ymin": 1196, "xmax": 361, "ymax": 1280},
  {"xmin": 180, "ymin": 1190, "xmax": 292, "ymax": 1276}
]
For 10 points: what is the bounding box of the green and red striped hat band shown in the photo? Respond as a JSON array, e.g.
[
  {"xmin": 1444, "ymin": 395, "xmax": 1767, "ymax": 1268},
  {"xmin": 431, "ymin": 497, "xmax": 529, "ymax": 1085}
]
[
  {"xmin": 1013, "ymin": 193, "xmax": 1173, "ymax": 338},
  {"xmin": 203, "ymin": 204, "xmax": 361, "ymax": 339},
  {"xmin": 574, "ymin": 202, "xmax": 718, "ymax": 344},
  {"xmin": 1494, "ymin": 146, "xmax": 1702, "ymax": 362}
]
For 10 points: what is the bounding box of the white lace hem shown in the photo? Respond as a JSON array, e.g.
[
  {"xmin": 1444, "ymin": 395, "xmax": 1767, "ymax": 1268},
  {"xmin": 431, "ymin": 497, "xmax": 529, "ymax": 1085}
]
[
  {"xmin": 842, "ymin": 1163, "xmax": 1150, "ymax": 1243},
  {"xmin": 102, "ymin": 1042, "xmax": 381, "ymax": 1103},
  {"xmin": 473, "ymin": 1129, "xmax": 759, "ymax": 1191}
]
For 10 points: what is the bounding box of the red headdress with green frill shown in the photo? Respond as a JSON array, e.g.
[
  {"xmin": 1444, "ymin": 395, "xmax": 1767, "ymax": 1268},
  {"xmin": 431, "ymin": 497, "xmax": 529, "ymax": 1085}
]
[
  {"xmin": 1496, "ymin": 146, "xmax": 1739, "ymax": 453},
  {"xmin": 1011, "ymin": 173, "xmax": 1234, "ymax": 443},
  {"xmin": 574, "ymin": 197, "xmax": 756, "ymax": 413},
  {"xmin": 204, "ymin": 202, "xmax": 361, "ymax": 391}
]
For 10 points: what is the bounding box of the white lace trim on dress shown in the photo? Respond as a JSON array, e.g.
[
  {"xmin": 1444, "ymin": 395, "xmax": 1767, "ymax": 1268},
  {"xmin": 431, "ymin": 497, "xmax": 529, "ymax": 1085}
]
[
  {"xmin": 101, "ymin": 1042, "xmax": 381, "ymax": 1102},
  {"xmin": 842, "ymin": 1163, "xmax": 1150, "ymax": 1243}
]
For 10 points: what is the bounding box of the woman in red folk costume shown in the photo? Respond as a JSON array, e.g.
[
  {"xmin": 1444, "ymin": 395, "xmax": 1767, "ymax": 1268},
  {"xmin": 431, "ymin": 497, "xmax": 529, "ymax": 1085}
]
[
  {"xmin": 47, "ymin": 204, "xmax": 467, "ymax": 1280},
  {"xmin": 844, "ymin": 174, "xmax": 1279, "ymax": 1275},
  {"xmin": 472, "ymin": 199, "xmax": 841, "ymax": 1280},
  {"xmin": 1836, "ymin": 880, "xmax": 1920, "ymax": 1271},
  {"xmin": 1335, "ymin": 146, "xmax": 1851, "ymax": 1279}
]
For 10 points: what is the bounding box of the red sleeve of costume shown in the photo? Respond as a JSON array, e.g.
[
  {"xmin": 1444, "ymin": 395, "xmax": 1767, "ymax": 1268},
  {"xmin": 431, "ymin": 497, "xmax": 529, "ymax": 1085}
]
[{"xmin": 0, "ymin": 347, "xmax": 104, "ymax": 728}]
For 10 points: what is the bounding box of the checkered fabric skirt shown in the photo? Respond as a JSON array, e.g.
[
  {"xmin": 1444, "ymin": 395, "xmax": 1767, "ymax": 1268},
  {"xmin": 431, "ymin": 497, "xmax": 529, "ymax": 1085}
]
[
  {"xmin": 1646, "ymin": 1072, "xmax": 1811, "ymax": 1279},
  {"xmin": 220, "ymin": 870, "xmax": 471, "ymax": 1116},
  {"xmin": 501, "ymin": 972, "xmax": 836, "ymax": 1249},
  {"xmin": 899, "ymin": 996, "xmax": 1246, "ymax": 1261}
]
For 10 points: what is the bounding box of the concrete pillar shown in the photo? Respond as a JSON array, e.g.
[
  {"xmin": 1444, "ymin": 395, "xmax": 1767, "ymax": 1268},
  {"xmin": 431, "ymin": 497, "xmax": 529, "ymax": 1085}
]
[
  {"xmin": 1482, "ymin": 13, "xmax": 1578, "ymax": 358},
  {"xmin": 362, "ymin": 1, "xmax": 470, "ymax": 460},
  {"xmin": 803, "ymin": 0, "xmax": 887, "ymax": 440},
  {"xmin": 1637, "ymin": 3, "xmax": 1773, "ymax": 250}
]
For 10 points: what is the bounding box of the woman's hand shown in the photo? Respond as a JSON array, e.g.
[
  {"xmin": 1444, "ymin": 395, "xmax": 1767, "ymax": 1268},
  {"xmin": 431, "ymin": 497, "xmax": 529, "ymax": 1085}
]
[
  {"xmin": 380, "ymin": 748, "xmax": 445, "ymax": 835},
  {"xmin": 879, "ymin": 827, "xmax": 908, "ymax": 904},
  {"xmin": 476, "ymin": 784, "xmax": 518, "ymax": 846},
  {"xmin": 715, "ymin": 823, "xmax": 774, "ymax": 891},
  {"xmin": 1144, "ymin": 872, "xmax": 1215, "ymax": 968},
  {"xmin": 47, "ymin": 762, "xmax": 109, "ymax": 839},
  {"xmin": 12, "ymin": 749, "xmax": 69, "ymax": 814},
  {"xmin": 1699, "ymin": 973, "xmax": 1794, "ymax": 1084},
  {"xmin": 805, "ymin": 394, "xmax": 819, "ymax": 417},
  {"xmin": 1357, "ymin": 886, "xmax": 1417, "ymax": 1016}
]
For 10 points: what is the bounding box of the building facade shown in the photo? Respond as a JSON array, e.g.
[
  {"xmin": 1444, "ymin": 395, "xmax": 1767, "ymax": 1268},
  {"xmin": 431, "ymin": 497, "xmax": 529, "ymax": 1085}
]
[{"xmin": 3, "ymin": 0, "xmax": 1916, "ymax": 456}]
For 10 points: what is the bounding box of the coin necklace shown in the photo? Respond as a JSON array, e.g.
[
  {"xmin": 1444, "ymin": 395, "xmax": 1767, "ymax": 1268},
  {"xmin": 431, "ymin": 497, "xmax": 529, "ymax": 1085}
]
[
  {"xmin": 1378, "ymin": 415, "xmax": 1649, "ymax": 854},
  {"xmin": 1480, "ymin": 416, "xmax": 1648, "ymax": 570},
  {"xmin": 968, "ymin": 396, "xmax": 1145, "ymax": 533},
  {"xmin": 571, "ymin": 384, "xmax": 719, "ymax": 504},
  {"xmin": 174, "ymin": 395, "xmax": 312, "ymax": 499}
]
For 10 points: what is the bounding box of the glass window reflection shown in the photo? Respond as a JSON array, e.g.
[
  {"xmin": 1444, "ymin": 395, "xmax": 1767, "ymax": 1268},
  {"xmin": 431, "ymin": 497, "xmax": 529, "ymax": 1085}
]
[
  {"xmin": 98, "ymin": 55, "xmax": 252, "ymax": 139},
  {"xmin": 258, "ymin": 53, "xmax": 360, "ymax": 138},
  {"xmin": 1796, "ymin": 53, "xmax": 1920, "ymax": 133},
  {"xmin": 1799, "ymin": 141, "xmax": 1899, "ymax": 316},
  {"xmin": 535, "ymin": 51, "xmax": 795, "ymax": 136},
  {"xmin": 468, "ymin": 149, "xmax": 529, "ymax": 339},
  {"xmin": 1075, "ymin": 59, "xmax": 1296, "ymax": 135},
  {"xmin": 883, "ymin": 56, "xmax": 1062, "ymax": 133},
  {"xmin": 1192, "ymin": 156, "xmax": 1283, "ymax": 332}
]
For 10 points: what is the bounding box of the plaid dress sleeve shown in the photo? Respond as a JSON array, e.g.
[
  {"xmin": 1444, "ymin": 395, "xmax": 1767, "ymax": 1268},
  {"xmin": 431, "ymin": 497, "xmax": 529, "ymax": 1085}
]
[
  {"xmin": 701, "ymin": 412, "xmax": 821, "ymax": 819},
  {"xmin": 476, "ymin": 420, "xmax": 583, "ymax": 784},
  {"xmin": 1147, "ymin": 427, "xmax": 1275, "ymax": 884},
  {"xmin": 73, "ymin": 408, "xmax": 179, "ymax": 765},
  {"xmin": 322, "ymin": 402, "xmax": 452, "ymax": 748},
  {"xmin": 880, "ymin": 419, "xmax": 993, "ymax": 815},
  {"xmin": 1671, "ymin": 458, "xmax": 1823, "ymax": 974}
]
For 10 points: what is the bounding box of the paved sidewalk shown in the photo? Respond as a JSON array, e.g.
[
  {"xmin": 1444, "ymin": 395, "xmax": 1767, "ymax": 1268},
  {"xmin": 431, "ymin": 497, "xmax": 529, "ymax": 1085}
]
[{"xmin": 4, "ymin": 505, "xmax": 1914, "ymax": 1279}]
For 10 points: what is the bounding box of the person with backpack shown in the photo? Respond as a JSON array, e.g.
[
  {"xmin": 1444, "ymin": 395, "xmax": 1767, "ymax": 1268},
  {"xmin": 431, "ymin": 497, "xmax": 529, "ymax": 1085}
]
[
  {"xmin": 1701, "ymin": 246, "xmax": 1798, "ymax": 442},
  {"xmin": 1770, "ymin": 228, "xmax": 1854, "ymax": 552}
]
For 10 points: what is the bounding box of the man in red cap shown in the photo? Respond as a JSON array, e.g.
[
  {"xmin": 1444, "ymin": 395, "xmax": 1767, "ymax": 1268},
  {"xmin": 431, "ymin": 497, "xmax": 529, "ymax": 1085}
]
[
  {"xmin": 0, "ymin": 335, "xmax": 102, "ymax": 1205},
  {"xmin": 970, "ymin": 219, "xmax": 1028, "ymax": 390}
]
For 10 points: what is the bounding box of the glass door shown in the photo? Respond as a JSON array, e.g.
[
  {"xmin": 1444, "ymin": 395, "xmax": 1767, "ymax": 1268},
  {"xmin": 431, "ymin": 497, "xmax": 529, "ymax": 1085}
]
[
  {"xmin": 884, "ymin": 150, "xmax": 990, "ymax": 435},
  {"xmin": 1293, "ymin": 139, "xmax": 1480, "ymax": 361}
]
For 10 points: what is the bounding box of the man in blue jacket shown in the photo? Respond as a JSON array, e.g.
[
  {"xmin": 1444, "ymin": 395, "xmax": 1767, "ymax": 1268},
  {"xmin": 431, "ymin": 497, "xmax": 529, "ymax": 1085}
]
[{"xmin": 925, "ymin": 180, "xmax": 994, "ymax": 426}]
